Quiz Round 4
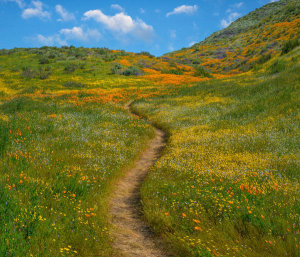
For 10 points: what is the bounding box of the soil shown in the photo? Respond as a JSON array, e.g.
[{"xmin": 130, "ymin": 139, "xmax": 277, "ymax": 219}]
[{"xmin": 109, "ymin": 101, "xmax": 171, "ymax": 257}]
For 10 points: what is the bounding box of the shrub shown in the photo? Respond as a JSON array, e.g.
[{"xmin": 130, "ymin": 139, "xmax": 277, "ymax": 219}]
[
  {"xmin": 78, "ymin": 63, "xmax": 85, "ymax": 69},
  {"xmin": 21, "ymin": 67, "xmax": 36, "ymax": 79},
  {"xmin": 192, "ymin": 59, "xmax": 201, "ymax": 65},
  {"xmin": 39, "ymin": 56, "xmax": 50, "ymax": 64},
  {"xmin": 194, "ymin": 66, "xmax": 213, "ymax": 78},
  {"xmin": 38, "ymin": 70, "xmax": 51, "ymax": 80},
  {"xmin": 103, "ymin": 53, "xmax": 117, "ymax": 62},
  {"xmin": 96, "ymin": 48, "xmax": 110, "ymax": 55},
  {"xmin": 111, "ymin": 63, "xmax": 123, "ymax": 74},
  {"xmin": 63, "ymin": 81, "xmax": 85, "ymax": 88},
  {"xmin": 162, "ymin": 69, "xmax": 184, "ymax": 75},
  {"xmin": 281, "ymin": 39, "xmax": 300, "ymax": 55},
  {"xmin": 64, "ymin": 63, "xmax": 77, "ymax": 73},
  {"xmin": 48, "ymin": 52, "xmax": 57, "ymax": 59},
  {"xmin": 123, "ymin": 66, "xmax": 143, "ymax": 76},
  {"xmin": 137, "ymin": 51, "xmax": 155, "ymax": 58}
]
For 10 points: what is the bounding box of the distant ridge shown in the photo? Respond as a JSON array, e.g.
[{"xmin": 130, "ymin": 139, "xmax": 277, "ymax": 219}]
[
  {"xmin": 166, "ymin": 0, "xmax": 300, "ymax": 74},
  {"xmin": 195, "ymin": 0, "xmax": 297, "ymax": 46}
]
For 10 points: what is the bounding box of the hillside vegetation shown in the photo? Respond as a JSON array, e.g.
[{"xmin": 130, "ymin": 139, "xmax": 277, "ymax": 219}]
[
  {"xmin": 166, "ymin": 0, "xmax": 300, "ymax": 74},
  {"xmin": 134, "ymin": 47, "xmax": 300, "ymax": 257},
  {"xmin": 0, "ymin": 0, "xmax": 299, "ymax": 256}
]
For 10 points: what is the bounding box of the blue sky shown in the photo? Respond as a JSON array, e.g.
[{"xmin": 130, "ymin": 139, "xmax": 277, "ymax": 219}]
[{"xmin": 0, "ymin": 0, "xmax": 278, "ymax": 56}]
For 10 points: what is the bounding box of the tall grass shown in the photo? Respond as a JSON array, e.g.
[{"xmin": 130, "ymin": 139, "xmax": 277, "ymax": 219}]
[
  {"xmin": 0, "ymin": 43, "xmax": 299, "ymax": 257},
  {"xmin": 0, "ymin": 97, "xmax": 154, "ymax": 256},
  {"xmin": 134, "ymin": 54, "xmax": 300, "ymax": 257}
]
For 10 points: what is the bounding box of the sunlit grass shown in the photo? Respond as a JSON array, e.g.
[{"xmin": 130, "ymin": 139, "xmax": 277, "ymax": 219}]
[
  {"xmin": 0, "ymin": 97, "xmax": 154, "ymax": 256},
  {"xmin": 134, "ymin": 49, "xmax": 300, "ymax": 257},
  {"xmin": 0, "ymin": 25, "xmax": 299, "ymax": 256}
]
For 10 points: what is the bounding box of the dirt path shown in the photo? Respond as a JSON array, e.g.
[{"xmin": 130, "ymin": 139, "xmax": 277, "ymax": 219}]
[{"xmin": 109, "ymin": 101, "xmax": 170, "ymax": 257}]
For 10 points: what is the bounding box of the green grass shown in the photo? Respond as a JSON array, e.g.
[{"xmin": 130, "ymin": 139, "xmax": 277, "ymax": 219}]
[
  {"xmin": 0, "ymin": 47, "xmax": 155, "ymax": 94},
  {"xmin": 0, "ymin": 97, "xmax": 154, "ymax": 256},
  {"xmin": 133, "ymin": 49, "xmax": 300, "ymax": 257},
  {"xmin": 0, "ymin": 13, "xmax": 299, "ymax": 256}
]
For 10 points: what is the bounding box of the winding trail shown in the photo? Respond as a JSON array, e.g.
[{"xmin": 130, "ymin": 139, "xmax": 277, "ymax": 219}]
[{"xmin": 109, "ymin": 101, "xmax": 169, "ymax": 257}]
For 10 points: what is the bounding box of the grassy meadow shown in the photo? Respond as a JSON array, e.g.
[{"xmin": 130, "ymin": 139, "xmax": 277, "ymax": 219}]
[
  {"xmin": 0, "ymin": 1, "xmax": 299, "ymax": 255},
  {"xmin": 133, "ymin": 48, "xmax": 300, "ymax": 257},
  {"xmin": 0, "ymin": 97, "xmax": 155, "ymax": 256},
  {"xmin": 0, "ymin": 47, "xmax": 158, "ymax": 256}
]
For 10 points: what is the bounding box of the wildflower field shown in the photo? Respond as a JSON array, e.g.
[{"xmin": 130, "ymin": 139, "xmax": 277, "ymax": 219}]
[
  {"xmin": 0, "ymin": 47, "xmax": 160, "ymax": 256},
  {"xmin": 0, "ymin": 96, "xmax": 156, "ymax": 256},
  {"xmin": 0, "ymin": 0, "xmax": 299, "ymax": 256},
  {"xmin": 134, "ymin": 48, "xmax": 300, "ymax": 257}
]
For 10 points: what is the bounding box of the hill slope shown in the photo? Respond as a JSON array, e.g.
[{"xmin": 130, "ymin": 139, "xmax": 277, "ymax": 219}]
[{"xmin": 166, "ymin": 0, "xmax": 300, "ymax": 74}]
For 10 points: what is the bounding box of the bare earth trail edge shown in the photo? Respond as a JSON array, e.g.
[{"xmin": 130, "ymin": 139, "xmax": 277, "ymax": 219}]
[{"xmin": 109, "ymin": 101, "xmax": 171, "ymax": 257}]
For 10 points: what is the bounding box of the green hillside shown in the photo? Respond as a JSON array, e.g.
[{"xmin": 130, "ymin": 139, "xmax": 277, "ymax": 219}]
[
  {"xmin": 166, "ymin": 0, "xmax": 300, "ymax": 74},
  {"xmin": 0, "ymin": 0, "xmax": 299, "ymax": 256},
  {"xmin": 135, "ymin": 44, "xmax": 300, "ymax": 257},
  {"xmin": 198, "ymin": 0, "xmax": 299, "ymax": 44}
]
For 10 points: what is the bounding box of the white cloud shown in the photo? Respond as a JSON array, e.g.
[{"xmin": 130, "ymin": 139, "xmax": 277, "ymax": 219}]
[
  {"xmin": 60, "ymin": 26, "xmax": 101, "ymax": 41},
  {"xmin": 37, "ymin": 34, "xmax": 53, "ymax": 45},
  {"xmin": 221, "ymin": 1, "xmax": 244, "ymax": 28},
  {"xmin": 4, "ymin": 0, "xmax": 25, "ymax": 8},
  {"xmin": 111, "ymin": 4, "xmax": 124, "ymax": 12},
  {"xmin": 189, "ymin": 41, "xmax": 196, "ymax": 47},
  {"xmin": 36, "ymin": 26, "xmax": 101, "ymax": 46},
  {"xmin": 166, "ymin": 5, "xmax": 198, "ymax": 17},
  {"xmin": 36, "ymin": 34, "xmax": 67, "ymax": 46},
  {"xmin": 22, "ymin": 1, "xmax": 50, "ymax": 20},
  {"xmin": 220, "ymin": 12, "xmax": 240, "ymax": 28},
  {"xmin": 168, "ymin": 44, "xmax": 175, "ymax": 51},
  {"xmin": 227, "ymin": 2, "xmax": 243, "ymax": 13},
  {"xmin": 170, "ymin": 30, "xmax": 176, "ymax": 39},
  {"xmin": 234, "ymin": 2, "xmax": 244, "ymax": 8},
  {"xmin": 56, "ymin": 5, "xmax": 75, "ymax": 22},
  {"xmin": 269, "ymin": 0, "xmax": 279, "ymax": 2},
  {"xmin": 83, "ymin": 9, "xmax": 154, "ymax": 42}
]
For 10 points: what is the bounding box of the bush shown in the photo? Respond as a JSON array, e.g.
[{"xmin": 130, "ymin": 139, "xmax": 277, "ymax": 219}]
[
  {"xmin": 162, "ymin": 69, "xmax": 184, "ymax": 75},
  {"xmin": 123, "ymin": 66, "xmax": 143, "ymax": 76},
  {"xmin": 21, "ymin": 67, "xmax": 36, "ymax": 79},
  {"xmin": 63, "ymin": 81, "xmax": 85, "ymax": 88},
  {"xmin": 111, "ymin": 63, "xmax": 123, "ymax": 74},
  {"xmin": 192, "ymin": 59, "xmax": 201, "ymax": 65},
  {"xmin": 48, "ymin": 52, "xmax": 57, "ymax": 59},
  {"xmin": 39, "ymin": 57, "xmax": 50, "ymax": 64},
  {"xmin": 103, "ymin": 53, "xmax": 117, "ymax": 62},
  {"xmin": 281, "ymin": 39, "xmax": 300, "ymax": 55},
  {"xmin": 64, "ymin": 63, "xmax": 78, "ymax": 73},
  {"xmin": 38, "ymin": 70, "xmax": 51, "ymax": 80},
  {"xmin": 96, "ymin": 48, "xmax": 110, "ymax": 55},
  {"xmin": 194, "ymin": 66, "xmax": 213, "ymax": 78},
  {"xmin": 137, "ymin": 51, "xmax": 155, "ymax": 58}
]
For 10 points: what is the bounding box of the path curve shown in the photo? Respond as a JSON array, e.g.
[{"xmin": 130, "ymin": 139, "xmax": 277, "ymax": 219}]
[{"xmin": 109, "ymin": 101, "xmax": 170, "ymax": 257}]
